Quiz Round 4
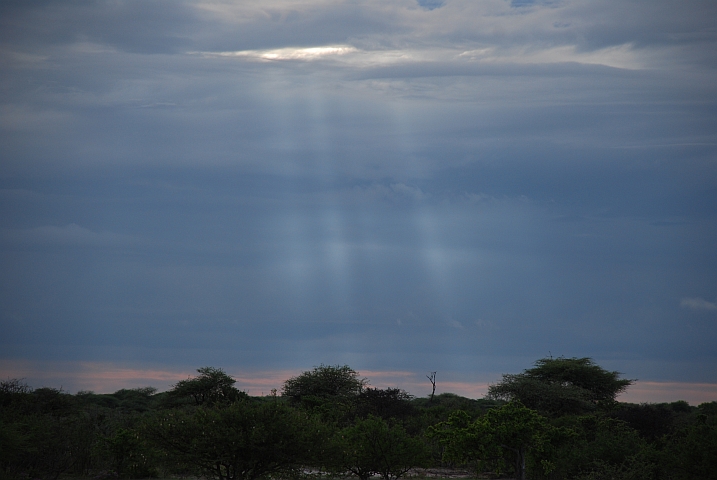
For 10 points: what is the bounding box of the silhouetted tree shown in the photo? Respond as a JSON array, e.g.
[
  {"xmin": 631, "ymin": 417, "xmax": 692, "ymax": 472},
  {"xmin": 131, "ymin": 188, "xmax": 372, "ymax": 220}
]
[
  {"xmin": 356, "ymin": 388, "xmax": 415, "ymax": 422},
  {"xmin": 282, "ymin": 365, "xmax": 366, "ymax": 423},
  {"xmin": 427, "ymin": 372, "xmax": 437, "ymax": 402},
  {"xmin": 488, "ymin": 357, "xmax": 633, "ymax": 416},
  {"xmin": 167, "ymin": 367, "xmax": 245, "ymax": 407}
]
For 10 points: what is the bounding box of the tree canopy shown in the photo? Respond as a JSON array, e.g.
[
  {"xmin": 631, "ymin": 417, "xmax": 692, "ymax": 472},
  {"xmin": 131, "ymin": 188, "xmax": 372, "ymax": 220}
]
[
  {"xmin": 167, "ymin": 367, "xmax": 245, "ymax": 407},
  {"xmin": 3, "ymin": 361, "xmax": 714, "ymax": 480},
  {"xmin": 429, "ymin": 402, "xmax": 566, "ymax": 480},
  {"xmin": 147, "ymin": 401, "xmax": 325, "ymax": 480},
  {"xmin": 487, "ymin": 357, "xmax": 633, "ymax": 416},
  {"xmin": 335, "ymin": 415, "xmax": 428, "ymax": 480},
  {"xmin": 355, "ymin": 387, "xmax": 415, "ymax": 421},
  {"xmin": 282, "ymin": 364, "xmax": 366, "ymax": 408}
]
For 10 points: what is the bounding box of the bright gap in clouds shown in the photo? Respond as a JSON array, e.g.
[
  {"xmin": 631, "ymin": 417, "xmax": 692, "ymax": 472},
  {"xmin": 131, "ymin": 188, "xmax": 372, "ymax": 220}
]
[
  {"xmin": 194, "ymin": 45, "xmax": 358, "ymax": 61},
  {"xmin": 193, "ymin": 43, "xmax": 644, "ymax": 70}
]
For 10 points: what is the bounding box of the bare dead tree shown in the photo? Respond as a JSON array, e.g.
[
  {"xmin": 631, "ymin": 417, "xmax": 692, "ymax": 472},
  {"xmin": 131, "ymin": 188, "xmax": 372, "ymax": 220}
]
[{"xmin": 427, "ymin": 372, "xmax": 436, "ymax": 402}]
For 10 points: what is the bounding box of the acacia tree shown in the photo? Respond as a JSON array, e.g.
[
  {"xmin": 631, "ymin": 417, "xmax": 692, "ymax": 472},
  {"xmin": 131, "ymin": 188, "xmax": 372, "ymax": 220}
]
[
  {"xmin": 167, "ymin": 367, "xmax": 245, "ymax": 407},
  {"xmin": 487, "ymin": 357, "xmax": 633, "ymax": 416}
]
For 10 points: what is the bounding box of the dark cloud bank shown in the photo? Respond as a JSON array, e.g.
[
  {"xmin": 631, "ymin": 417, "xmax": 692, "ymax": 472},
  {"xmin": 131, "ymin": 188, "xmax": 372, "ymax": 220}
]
[{"xmin": 1, "ymin": 0, "xmax": 716, "ymax": 400}]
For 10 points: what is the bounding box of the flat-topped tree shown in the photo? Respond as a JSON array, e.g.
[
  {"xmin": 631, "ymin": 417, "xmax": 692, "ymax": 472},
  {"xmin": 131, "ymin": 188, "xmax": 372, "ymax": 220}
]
[
  {"xmin": 487, "ymin": 357, "xmax": 634, "ymax": 416},
  {"xmin": 168, "ymin": 367, "xmax": 245, "ymax": 407}
]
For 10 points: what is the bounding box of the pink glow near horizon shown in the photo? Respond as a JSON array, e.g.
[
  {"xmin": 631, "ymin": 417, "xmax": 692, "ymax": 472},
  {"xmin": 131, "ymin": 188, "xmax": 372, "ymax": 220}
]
[
  {"xmin": 1, "ymin": 360, "xmax": 715, "ymax": 405},
  {"xmin": 0, "ymin": 359, "xmax": 195, "ymax": 392},
  {"xmin": 618, "ymin": 381, "xmax": 717, "ymax": 405}
]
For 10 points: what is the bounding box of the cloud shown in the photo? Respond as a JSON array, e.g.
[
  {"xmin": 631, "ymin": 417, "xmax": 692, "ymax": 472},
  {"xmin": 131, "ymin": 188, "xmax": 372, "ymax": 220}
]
[
  {"xmin": 1, "ymin": 224, "xmax": 141, "ymax": 248},
  {"xmin": 195, "ymin": 45, "xmax": 358, "ymax": 61},
  {"xmin": 0, "ymin": 104, "xmax": 73, "ymax": 132},
  {"xmin": 0, "ymin": 0, "xmax": 198, "ymax": 54},
  {"xmin": 445, "ymin": 317, "xmax": 464, "ymax": 329},
  {"xmin": 417, "ymin": 0, "xmax": 445, "ymax": 11},
  {"xmin": 0, "ymin": 0, "xmax": 716, "ymax": 401},
  {"xmin": 459, "ymin": 43, "xmax": 644, "ymax": 69},
  {"xmin": 391, "ymin": 183, "xmax": 427, "ymax": 201},
  {"xmin": 198, "ymin": 41, "xmax": 644, "ymax": 71},
  {"xmin": 681, "ymin": 297, "xmax": 717, "ymax": 312},
  {"xmin": 138, "ymin": 102, "xmax": 177, "ymax": 109}
]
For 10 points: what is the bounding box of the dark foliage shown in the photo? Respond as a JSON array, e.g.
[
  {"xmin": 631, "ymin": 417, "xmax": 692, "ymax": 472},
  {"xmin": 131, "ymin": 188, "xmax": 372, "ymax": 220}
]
[
  {"xmin": 282, "ymin": 364, "xmax": 366, "ymax": 406},
  {"xmin": 0, "ymin": 361, "xmax": 712, "ymax": 480},
  {"xmin": 660, "ymin": 402, "xmax": 717, "ymax": 480},
  {"xmin": 146, "ymin": 400, "xmax": 326, "ymax": 480},
  {"xmin": 356, "ymin": 387, "xmax": 415, "ymax": 421},
  {"xmin": 77, "ymin": 387, "xmax": 159, "ymax": 412},
  {"xmin": 610, "ymin": 401, "xmax": 693, "ymax": 441},
  {"xmin": 334, "ymin": 415, "xmax": 429, "ymax": 480},
  {"xmin": 488, "ymin": 357, "xmax": 634, "ymax": 416},
  {"xmin": 166, "ymin": 367, "xmax": 246, "ymax": 407}
]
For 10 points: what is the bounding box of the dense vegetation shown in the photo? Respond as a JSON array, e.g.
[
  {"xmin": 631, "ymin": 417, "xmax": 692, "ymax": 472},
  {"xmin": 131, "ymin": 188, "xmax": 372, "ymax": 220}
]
[{"xmin": 1, "ymin": 359, "xmax": 715, "ymax": 480}]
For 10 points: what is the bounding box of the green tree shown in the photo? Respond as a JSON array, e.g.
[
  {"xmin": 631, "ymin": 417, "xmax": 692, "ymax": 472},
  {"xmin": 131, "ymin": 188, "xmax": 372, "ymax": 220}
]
[
  {"xmin": 552, "ymin": 415, "xmax": 651, "ymax": 480},
  {"xmin": 100, "ymin": 426, "xmax": 159, "ymax": 478},
  {"xmin": 335, "ymin": 415, "xmax": 428, "ymax": 480},
  {"xmin": 488, "ymin": 357, "xmax": 633, "ymax": 416},
  {"xmin": 283, "ymin": 364, "xmax": 366, "ymax": 404},
  {"xmin": 0, "ymin": 418, "xmax": 29, "ymax": 480},
  {"xmin": 430, "ymin": 402, "xmax": 566, "ymax": 480},
  {"xmin": 14, "ymin": 409, "xmax": 97, "ymax": 480},
  {"xmin": 611, "ymin": 401, "xmax": 692, "ymax": 441},
  {"xmin": 167, "ymin": 367, "xmax": 245, "ymax": 407},
  {"xmin": 111, "ymin": 387, "xmax": 158, "ymax": 412},
  {"xmin": 481, "ymin": 402, "xmax": 563, "ymax": 480},
  {"xmin": 355, "ymin": 388, "xmax": 415, "ymax": 422},
  {"xmin": 427, "ymin": 410, "xmax": 482, "ymax": 469},
  {"xmin": 282, "ymin": 365, "xmax": 366, "ymax": 421},
  {"xmin": 0, "ymin": 382, "xmax": 99, "ymax": 480},
  {"xmin": 147, "ymin": 400, "xmax": 325, "ymax": 480},
  {"xmin": 662, "ymin": 403, "xmax": 717, "ymax": 480}
]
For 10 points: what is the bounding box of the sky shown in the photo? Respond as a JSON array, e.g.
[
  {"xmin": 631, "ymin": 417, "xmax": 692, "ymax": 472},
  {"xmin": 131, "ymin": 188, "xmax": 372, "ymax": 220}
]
[{"xmin": 1, "ymin": 0, "xmax": 716, "ymax": 404}]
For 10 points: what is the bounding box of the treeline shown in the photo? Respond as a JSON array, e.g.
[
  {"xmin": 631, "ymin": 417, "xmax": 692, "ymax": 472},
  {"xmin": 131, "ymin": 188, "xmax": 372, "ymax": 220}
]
[{"xmin": 1, "ymin": 359, "xmax": 716, "ymax": 480}]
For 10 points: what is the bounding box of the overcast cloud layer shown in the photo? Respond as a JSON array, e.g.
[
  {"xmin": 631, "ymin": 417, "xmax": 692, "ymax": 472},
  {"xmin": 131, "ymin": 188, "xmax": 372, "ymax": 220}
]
[{"xmin": 1, "ymin": 0, "xmax": 716, "ymax": 401}]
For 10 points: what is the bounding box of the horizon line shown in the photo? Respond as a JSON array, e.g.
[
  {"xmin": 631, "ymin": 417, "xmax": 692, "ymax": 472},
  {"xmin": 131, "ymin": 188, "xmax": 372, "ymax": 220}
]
[{"xmin": 1, "ymin": 359, "xmax": 715, "ymax": 406}]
